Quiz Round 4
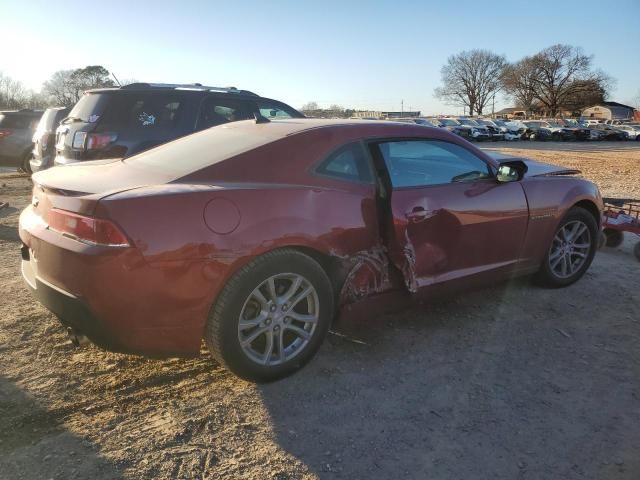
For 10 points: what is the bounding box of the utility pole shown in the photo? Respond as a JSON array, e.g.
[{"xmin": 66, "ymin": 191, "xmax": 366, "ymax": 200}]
[
  {"xmin": 492, "ymin": 94, "xmax": 495, "ymax": 117},
  {"xmin": 401, "ymin": 100, "xmax": 404, "ymax": 114}
]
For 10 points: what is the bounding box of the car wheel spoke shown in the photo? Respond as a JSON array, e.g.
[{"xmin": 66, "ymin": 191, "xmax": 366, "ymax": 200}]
[
  {"xmin": 259, "ymin": 330, "xmax": 274, "ymax": 365},
  {"xmin": 266, "ymin": 277, "xmax": 277, "ymax": 302},
  {"xmin": 285, "ymin": 324, "xmax": 311, "ymax": 340},
  {"xmin": 241, "ymin": 324, "xmax": 270, "ymax": 346},
  {"xmin": 281, "ymin": 276, "xmax": 303, "ymax": 303},
  {"xmin": 289, "ymin": 286, "xmax": 313, "ymax": 309},
  {"xmin": 289, "ymin": 311, "xmax": 318, "ymax": 324},
  {"xmin": 238, "ymin": 312, "xmax": 268, "ymax": 331}
]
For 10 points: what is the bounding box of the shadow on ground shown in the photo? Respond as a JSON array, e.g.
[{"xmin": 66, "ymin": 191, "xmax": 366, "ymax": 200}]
[
  {"xmin": 257, "ymin": 271, "xmax": 640, "ymax": 479},
  {"xmin": 0, "ymin": 376, "xmax": 124, "ymax": 480}
]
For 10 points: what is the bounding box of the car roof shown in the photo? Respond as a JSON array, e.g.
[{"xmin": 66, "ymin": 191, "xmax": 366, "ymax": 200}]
[
  {"xmin": 0, "ymin": 109, "xmax": 44, "ymax": 115},
  {"xmin": 214, "ymin": 118, "xmax": 436, "ymax": 138},
  {"xmin": 86, "ymin": 82, "xmax": 259, "ymax": 97}
]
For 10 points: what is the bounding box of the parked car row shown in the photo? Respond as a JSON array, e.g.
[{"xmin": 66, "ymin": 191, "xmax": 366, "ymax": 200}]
[{"xmin": 394, "ymin": 116, "xmax": 640, "ymax": 142}]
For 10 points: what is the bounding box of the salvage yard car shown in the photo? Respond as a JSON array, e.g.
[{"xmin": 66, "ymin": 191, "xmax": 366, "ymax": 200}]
[{"xmin": 19, "ymin": 119, "xmax": 603, "ymax": 381}]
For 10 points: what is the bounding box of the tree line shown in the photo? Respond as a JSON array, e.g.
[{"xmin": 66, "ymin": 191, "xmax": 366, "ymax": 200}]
[
  {"xmin": 435, "ymin": 44, "xmax": 614, "ymax": 116},
  {"xmin": 0, "ymin": 66, "xmax": 116, "ymax": 110}
]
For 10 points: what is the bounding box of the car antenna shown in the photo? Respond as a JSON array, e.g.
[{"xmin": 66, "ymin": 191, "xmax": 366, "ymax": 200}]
[
  {"xmin": 111, "ymin": 72, "xmax": 122, "ymax": 86},
  {"xmin": 254, "ymin": 112, "xmax": 270, "ymax": 124}
]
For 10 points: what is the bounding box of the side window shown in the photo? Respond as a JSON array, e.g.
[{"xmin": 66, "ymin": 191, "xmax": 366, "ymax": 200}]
[
  {"xmin": 378, "ymin": 140, "xmax": 490, "ymax": 188},
  {"xmin": 316, "ymin": 142, "xmax": 373, "ymax": 183},
  {"xmin": 197, "ymin": 97, "xmax": 249, "ymax": 130},
  {"xmin": 257, "ymin": 102, "xmax": 295, "ymax": 119}
]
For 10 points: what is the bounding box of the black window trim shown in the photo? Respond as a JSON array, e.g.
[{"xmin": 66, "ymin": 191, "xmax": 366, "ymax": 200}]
[
  {"xmin": 311, "ymin": 140, "xmax": 376, "ymax": 185},
  {"xmin": 365, "ymin": 136, "xmax": 496, "ymax": 191}
]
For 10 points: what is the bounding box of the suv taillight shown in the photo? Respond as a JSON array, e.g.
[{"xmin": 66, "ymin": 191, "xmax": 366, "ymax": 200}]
[
  {"xmin": 87, "ymin": 132, "xmax": 117, "ymax": 150},
  {"xmin": 47, "ymin": 209, "xmax": 130, "ymax": 247},
  {"xmin": 72, "ymin": 132, "xmax": 117, "ymax": 150},
  {"xmin": 0, "ymin": 129, "xmax": 14, "ymax": 139}
]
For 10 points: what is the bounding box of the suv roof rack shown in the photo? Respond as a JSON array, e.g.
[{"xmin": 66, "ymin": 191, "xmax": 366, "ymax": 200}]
[{"xmin": 119, "ymin": 82, "xmax": 258, "ymax": 96}]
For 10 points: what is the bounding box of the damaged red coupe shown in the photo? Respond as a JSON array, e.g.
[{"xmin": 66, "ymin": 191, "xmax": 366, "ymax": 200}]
[{"xmin": 19, "ymin": 119, "xmax": 603, "ymax": 381}]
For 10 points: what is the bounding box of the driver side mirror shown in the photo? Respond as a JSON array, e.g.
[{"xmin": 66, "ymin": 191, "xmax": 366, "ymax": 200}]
[{"xmin": 496, "ymin": 160, "xmax": 528, "ymax": 183}]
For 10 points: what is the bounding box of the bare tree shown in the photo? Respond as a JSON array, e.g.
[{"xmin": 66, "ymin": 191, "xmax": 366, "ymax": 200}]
[
  {"xmin": 528, "ymin": 44, "xmax": 611, "ymax": 116},
  {"xmin": 43, "ymin": 66, "xmax": 115, "ymax": 106},
  {"xmin": 434, "ymin": 49, "xmax": 507, "ymax": 115},
  {"xmin": 0, "ymin": 72, "xmax": 46, "ymax": 110},
  {"xmin": 301, "ymin": 101, "xmax": 319, "ymax": 111},
  {"xmin": 42, "ymin": 70, "xmax": 77, "ymax": 106},
  {"xmin": 502, "ymin": 57, "xmax": 538, "ymax": 111}
]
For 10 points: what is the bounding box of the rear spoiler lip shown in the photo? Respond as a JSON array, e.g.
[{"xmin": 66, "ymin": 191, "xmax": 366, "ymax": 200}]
[{"xmin": 33, "ymin": 180, "xmax": 148, "ymax": 217}]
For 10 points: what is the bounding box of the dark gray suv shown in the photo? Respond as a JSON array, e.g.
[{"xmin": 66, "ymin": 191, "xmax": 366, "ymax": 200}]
[
  {"xmin": 0, "ymin": 109, "xmax": 43, "ymax": 172},
  {"xmin": 54, "ymin": 83, "xmax": 303, "ymax": 166},
  {"xmin": 30, "ymin": 107, "xmax": 71, "ymax": 173}
]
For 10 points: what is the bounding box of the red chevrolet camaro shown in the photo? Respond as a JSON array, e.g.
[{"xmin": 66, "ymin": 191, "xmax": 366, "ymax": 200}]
[{"xmin": 19, "ymin": 119, "xmax": 603, "ymax": 381}]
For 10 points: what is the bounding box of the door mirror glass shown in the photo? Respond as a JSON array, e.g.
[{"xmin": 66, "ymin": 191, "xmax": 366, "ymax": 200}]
[{"xmin": 496, "ymin": 161, "xmax": 527, "ymax": 183}]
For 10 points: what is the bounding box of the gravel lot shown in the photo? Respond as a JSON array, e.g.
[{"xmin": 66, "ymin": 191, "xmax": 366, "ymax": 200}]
[{"xmin": 1, "ymin": 142, "xmax": 639, "ymax": 479}]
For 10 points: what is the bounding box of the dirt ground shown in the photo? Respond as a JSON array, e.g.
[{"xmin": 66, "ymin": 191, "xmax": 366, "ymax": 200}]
[{"xmin": 1, "ymin": 142, "xmax": 639, "ymax": 479}]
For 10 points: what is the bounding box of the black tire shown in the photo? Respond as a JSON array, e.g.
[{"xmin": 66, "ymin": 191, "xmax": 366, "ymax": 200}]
[
  {"xmin": 535, "ymin": 207, "xmax": 598, "ymax": 288},
  {"xmin": 598, "ymin": 231, "xmax": 607, "ymax": 250},
  {"xmin": 205, "ymin": 249, "xmax": 334, "ymax": 382},
  {"xmin": 634, "ymin": 242, "xmax": 640, "ymax": 261},
  {"xmin": 603, "ymin": 228, "xmax": 624, "ymax": 248},
  {"xmin": 20, "ymin": 151, "xmax": 33, "ymax": 175}
]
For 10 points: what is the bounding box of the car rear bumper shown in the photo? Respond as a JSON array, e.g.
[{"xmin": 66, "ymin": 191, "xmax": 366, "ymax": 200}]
[
  {"xmin": 21, "ymin": 245, "xmax": 121, "ymax": 350},
  {"xmin": 19, "ymin": 206, "xmax": 210, "ymax": 357}
]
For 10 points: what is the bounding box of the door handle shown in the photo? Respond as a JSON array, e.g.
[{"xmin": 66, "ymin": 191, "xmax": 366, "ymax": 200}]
[{"xmin": 405, "ymin": 206, "xmax": 434, "ymax": 222}]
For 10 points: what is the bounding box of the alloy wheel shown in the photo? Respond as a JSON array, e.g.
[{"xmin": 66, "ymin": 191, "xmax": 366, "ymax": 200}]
[
  {"xmin": 237, "ymin": 273, "xmax": 319, "ymax": 366},
  {"xmin": 548, "ymin": 220, "xmax": 592, "ymax": 279}
]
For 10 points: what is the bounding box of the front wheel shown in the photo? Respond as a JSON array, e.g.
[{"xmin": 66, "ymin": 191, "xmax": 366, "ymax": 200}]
[
  {"xmin": 205, "ymin": 249, "xmax": 334, "ymax": 382},
  {"xmin": 535, "ymin": 207, "xmax": 598, "ymax": 288}
]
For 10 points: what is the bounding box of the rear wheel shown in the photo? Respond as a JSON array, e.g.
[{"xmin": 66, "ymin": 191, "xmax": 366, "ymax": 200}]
[
  {"xmin": 205, "ymin": 249, "xmax": 334, "ymax": 382},
  {"xmin": 536, "ymin": 207, "xmax": 598, "ymax": 288},
  {"xmin": 19, "ymin": 151, "xmax": 33, "ymax": 175}
]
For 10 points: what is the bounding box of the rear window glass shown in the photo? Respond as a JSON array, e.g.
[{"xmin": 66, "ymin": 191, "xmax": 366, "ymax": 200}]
[
  {"xmin": 98, "ymin": 93, "xmax": 183, "ymax": 130},
  {"xmin": 0, "ymin": 114, "xmax": 39, "ymax": 129},
  {"xmin": 68, "ymin": 94, "xmax": 107, "ymax": 122},
  {"xmin": 124, "ymin": 121, "xmax": 278, "ymax": 175}
]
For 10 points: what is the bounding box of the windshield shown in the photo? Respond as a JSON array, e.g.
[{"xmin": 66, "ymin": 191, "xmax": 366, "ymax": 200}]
[{"xmin": 457, "ymin": 119, "xmax": 478, "ymax": 126}]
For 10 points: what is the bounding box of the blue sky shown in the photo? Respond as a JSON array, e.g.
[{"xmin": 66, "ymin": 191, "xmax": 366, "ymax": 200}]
[{"xmin": 2, "ymin": 0, "xmax": 639, "ymax": 114}]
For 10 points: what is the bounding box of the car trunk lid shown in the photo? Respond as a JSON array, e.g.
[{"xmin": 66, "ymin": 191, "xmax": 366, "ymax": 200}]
[{"xmin": 31, "ymin": 159, "xmax": 177, "ymax": 218}]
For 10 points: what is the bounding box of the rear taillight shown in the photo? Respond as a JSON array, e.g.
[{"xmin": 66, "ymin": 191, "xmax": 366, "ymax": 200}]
[
  {"xmin": 71, "ymin": 132, "xmax": 117, "ymax": 150},
  {"xmin": 87, "ymin": 133, "xmax": 117, "ymax": 150},
  {"xmin": 0, "ymin": 128, "xmax": 14, "ymax": 139},
  {"xmin": 47, "ymin": 209, "xmax": 130, "ymax": 247}
]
